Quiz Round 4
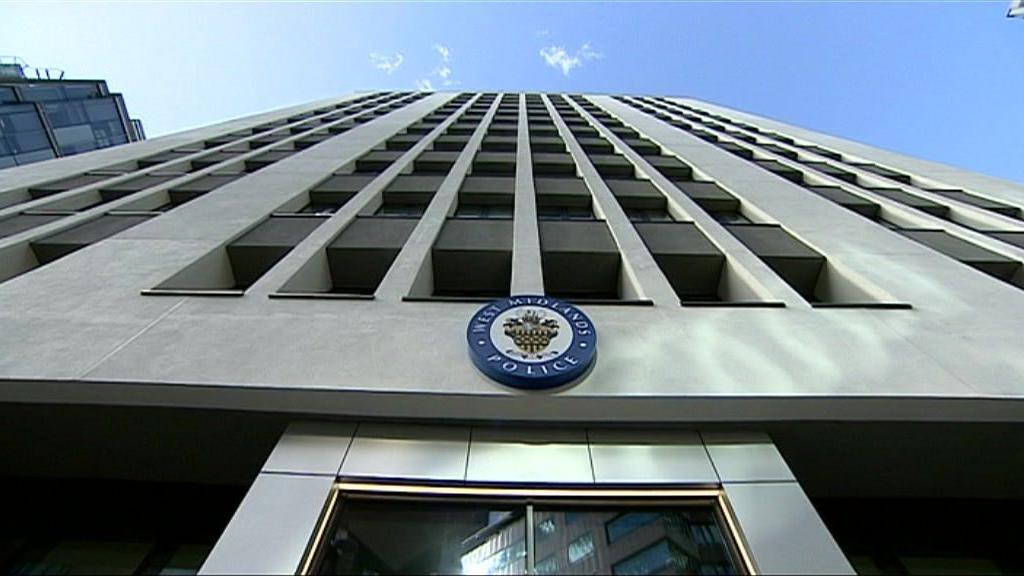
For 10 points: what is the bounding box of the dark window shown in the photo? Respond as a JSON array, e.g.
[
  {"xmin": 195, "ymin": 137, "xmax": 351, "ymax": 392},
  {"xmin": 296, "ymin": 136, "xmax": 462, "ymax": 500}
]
[
  {"xmin": 307, "ymin": 493, "xmax": 743, "ymax": 576},
  {"xmin": 625, "ymin": 207, "xmax": 673, "ymax": 222},
  {"xmin": 538, "ymin": 205, "xmax": 595, "ymax": 220},
  {"xmin": 0, "ymin": 86, "xmax": 17, "ymax": 103},
  {"xmin": 454, "ymin": 204, "xmax": 514, "ymax": 219},
  {"xmin": 375, "ymin": 203, "xmax": 427, "ymax": 218}
]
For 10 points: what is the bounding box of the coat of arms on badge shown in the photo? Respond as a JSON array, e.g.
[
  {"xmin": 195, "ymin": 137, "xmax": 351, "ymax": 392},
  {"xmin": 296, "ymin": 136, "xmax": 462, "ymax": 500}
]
[{"xmin": 503, "ymin": 309, "xmax": 560, "ymax": 359}]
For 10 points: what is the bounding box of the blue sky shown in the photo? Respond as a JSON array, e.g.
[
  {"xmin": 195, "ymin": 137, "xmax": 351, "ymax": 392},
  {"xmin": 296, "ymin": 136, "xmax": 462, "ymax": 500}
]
[{"xmin": 2, "ymin": 1, "xmax": 1021, "ymax": 183}]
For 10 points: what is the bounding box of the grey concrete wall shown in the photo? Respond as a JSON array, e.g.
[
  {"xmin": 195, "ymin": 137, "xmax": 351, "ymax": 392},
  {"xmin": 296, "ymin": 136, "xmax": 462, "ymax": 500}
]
[{"xmin": 0, "ymin": 92, "xmax": 1022, "ymax": 424}]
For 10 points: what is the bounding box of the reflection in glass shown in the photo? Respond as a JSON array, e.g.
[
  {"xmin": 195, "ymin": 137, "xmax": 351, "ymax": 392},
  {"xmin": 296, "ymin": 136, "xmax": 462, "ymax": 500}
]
[
  {"xmin": 312, "ymin": 498, "xmax": 524, "ymax": 575},
  {"xmin": 533, "ymin": 506, "xmax": 737, "ymax": 576},
  {"xmin": 310, "ymin": 496, "xmax": 742, "ymax": 576}
]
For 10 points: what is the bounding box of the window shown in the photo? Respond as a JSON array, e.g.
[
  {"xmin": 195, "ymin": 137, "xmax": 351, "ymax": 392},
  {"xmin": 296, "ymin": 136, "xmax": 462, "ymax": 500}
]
[
  {"xmin": 567, "ymin": 533, "xmax": 595, "ymax": 564},
  {"xmin": 538, "ymin": 205, "xmax": 595, "ymax": 220},
  {"xmin": 305, "ymin": 485, "xmax": 747, "ymax": 576},
  {"xmin": 454, "ymin": 204, "xmax": 513, "ymax": 219},
  {"xmin": 613, "ymin": 540, "xmax": 689, "ymax": 576},
  {"xmin": 535, "ymin": 554, "xmax": 560, "ymax": 574},
  {"xmin": 375, "ymin": 203, "xmax": 427, "ymax": 218},
  {"xmin": 710, "ymin": 210, "xmax": 751, "ymax": 224},
  {"xmin": 606, "ymin": 512, "xmax": 661, "ymax": 542},
  {"xmin": 625, "ymin": 207, "xmax": 673, "ymax": 222},
  {"xmin": 42, "ymin": 101, "xmax": 88, "ymax": 127}
]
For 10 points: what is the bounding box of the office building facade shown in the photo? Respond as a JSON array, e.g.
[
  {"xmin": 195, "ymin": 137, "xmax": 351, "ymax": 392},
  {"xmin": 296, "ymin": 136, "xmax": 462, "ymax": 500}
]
[
  {"xmin": 0, "ymin": 59, "xmax": 144, "ymax": 169},
  {"xmin": 1, "ymin": 90, "xmax": 1023, "ymax": 575}
]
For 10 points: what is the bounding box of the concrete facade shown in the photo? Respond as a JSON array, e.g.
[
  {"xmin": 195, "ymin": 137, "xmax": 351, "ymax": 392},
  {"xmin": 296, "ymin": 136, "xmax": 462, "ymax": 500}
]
[{"xmin": 1, "ymin": 90, "xmax": 1022, "ymax": 575}]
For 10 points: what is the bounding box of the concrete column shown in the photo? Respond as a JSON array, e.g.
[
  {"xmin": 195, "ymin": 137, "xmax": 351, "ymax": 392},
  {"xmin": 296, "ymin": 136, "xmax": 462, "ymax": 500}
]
[
  {"xmin": 543, "ymin": 94, "xmax": 679, "ymax": 306},
  {"xmin": 703, "ymin": 432, "xmax": 854, "ymax": 575},
  {"xmin": 199, "ymin": 422, "xmax": 355, "ymax": 575},
  {"xmin": 512, "ymin": 93, "xmax": 544, "ymax": 294}
]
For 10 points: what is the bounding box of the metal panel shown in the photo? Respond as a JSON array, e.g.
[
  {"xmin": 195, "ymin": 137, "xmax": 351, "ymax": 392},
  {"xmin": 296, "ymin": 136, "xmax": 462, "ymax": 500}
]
[
  {"xmin": 261, "ymin": 421, "xmax": 356, "ymax": 476},
  {"xmin": 340, "ymin": 423, "xmax": 470, "ymax": 481},
  {"xmin": 466, "ymin": 427, "xmax": 593, "ymax": 483},
  {"xmin": 724, "ymin": 482, "xmax": 854, "ymax": 575},
  {"xmin": 704, "ymin": 436, "xmax": 795, "ymax": 483},
  {"xmin": 588, "ymin": 429, "xmax": 718, "ymax": 484},
  {"xmin": 199, "ymin": 473, "xmax": 333, "ymax": 575}
]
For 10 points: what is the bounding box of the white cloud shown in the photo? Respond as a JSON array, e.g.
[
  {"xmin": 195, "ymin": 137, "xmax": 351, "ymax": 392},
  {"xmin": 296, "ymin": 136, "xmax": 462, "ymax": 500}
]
[
  {"xmin": 428, "ymin": 44, "xmax": 456, "ymax": 86},
  {"xmin": 369, "ymin": 52, "xmax": 404, "ymax": 75},
  {"xmin": 540, "ymin": 42, "xmax": 603, "ymax": 76},
  {"xmin": 579, "ymin": 42, "xmax": 602, "ymax": 61},
  {"xmin": 540, "ymin": 46, "xmax": 581, "ymax": 76},
  {"xmin": 415, "ymin": 79, "xmax": 434, "ymax": 91}
]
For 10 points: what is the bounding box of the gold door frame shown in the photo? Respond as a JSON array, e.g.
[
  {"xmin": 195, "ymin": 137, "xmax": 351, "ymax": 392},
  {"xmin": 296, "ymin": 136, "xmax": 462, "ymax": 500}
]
[{"xmin": 299, "ymin": 481, "xmax": 756, "ymax": 575}]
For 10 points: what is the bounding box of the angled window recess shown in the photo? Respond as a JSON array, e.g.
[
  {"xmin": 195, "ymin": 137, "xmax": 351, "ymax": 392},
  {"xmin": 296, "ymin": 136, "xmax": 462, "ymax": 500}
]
[
  {"xmin": 137, "ymin": 149, "xmax": 194, "ymax": 169},
  {"xmin": 31, "ymin": 214, "xmax": 155, "ymax": 265},
  {"xmin": 354, "ymin": 148, "xmax": 404, "ymax": 174},
  {"xmin": 301, "ymin": 174, "xmax": 374, "ymax": 215},
  {"xmin": 532, "ymin": 135, "xmax": 567, "ymax": 153},
  {"xmin": 605, "ymin": 178, "xmax": 666, "ymax": 213},
  {"xmin": 535, "ymin": 177, "xmax": 595, "ymax": 221},
  {"xmin": 759, "ymin": 143, "xmax": 799, "ymax": 160},
  {"xmin": 847, "ymin": 162, "xmax": 913, "ymax": 184},
  {"xmin": 413, "ymin": 150, "xmax": 460, "ymax": 174},
  {"xmin": 588, "ymin": 153, "xmax": 636, "ymax": 179},
  {"xmin": 801, "ymin": 183, "xmax": 1024, "ymax": 289},
  {"xmin": 147, "ymin": 215, "xmax": 326, "ymax": 296},
  {"xmin": 0, "ymin": 213, "xmax": 66, "ymax": 239},
  {"xmin": 864, "ymin": 187, "xmax": 949, "ymax": 218},
  {"xmin": 752, "ymin": 158, "xmax": 803, "ymax": 184},
  {"xmin": 445, "ymin": 123, "xmax": 477, "ymax": 136},
  {"xmin": 204, "ymin": 132, "xmax": 251, "ymax": 148},
  {"xmin": 802, "ymin": 161, "xmax": 858, "ymax": 184},
  {"xmin": 244, "ymin": 145, "xmax": 298, "ymax": 173},
  {"xmin": 799, "ymin": 144, "xmax": 843, "ymax": 161},
  {"xmin": 276, "ymin": 217, "xmax": 419, "ymax": 298},
  {"xmin": 410, "ymin": 218, "xmax": 513, "ymax": 300},
  {"xmin": 472, "ymin": 151, "xmax": 517, "ymax": 175},
  {"xmin": 386, "ymin": 132, "xmax": 426, "ymax": 152},
  {"xmin": 804, "ymin": 186, "xmax": 881, "ymax": 218},
  {"xmin": 294, "ymin": 132, "xmax": 333, "ymax": 150},
  {"xmin": 456, "ymin": 176, "xmax": 514, "ymax": 219},
  {"xmin": 925, "ymin": 189, "xmax": 1021, "ymax": 220},
  {"xmin": 98, "ymin": 171, "xmax": 187, "ymax": 202},
  {"xmin": 634, "ymin": 221, "xmax": 732, "ymax": 304},
  {"xmin": 673, "ymin": 180, "xmax": 751, "ymax": 224},
  {"xmin": 532, "ymin": 152, "xmax": 577, "ymax": 177},
  {"xmin": 575, "ymin": 136, "xmax": 612, "ymax": 154},
  {"xmin": 481, "ymin": 135, "xmax": 517, "ymax": 153},
  {"xmin": 191, "ymin": 148, "xmax": 247, "ymax": 171},
  {"xmin": 434, "ymin": 134, "xmax": 471, "ymax": 151},
  {"xmin": 375, "ymin": 175, "xmax": 445, "ymax": 218},
  {"xmin": 895, "ymin": 229, "xmax": 1024, "ymax": 289},
  {"xmin": 987, "ymin": 232, "xmax": 1024, "ymax": 251},
  {"xmin": 726, "ymin": 223, "xmax": 903, "ymax": 307},
  {"xmin": 26, "ymin": 169, "xmax": 126, "ymax": 200},
  {"xmin": 539, "ymin": 220, "xmax": 643, "ymax": 303},
  {"xmin": 167, "ymin": 170, "xmax": 245, "ymax": 206}
]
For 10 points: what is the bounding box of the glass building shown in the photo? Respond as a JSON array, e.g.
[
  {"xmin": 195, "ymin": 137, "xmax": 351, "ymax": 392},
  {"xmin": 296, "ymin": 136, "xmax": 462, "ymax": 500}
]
[
  {"xmin": 0, "ymin": 61, "xmax": 144, "ymax": 169},
  {"xmin": 0, "ymin": 91, "xmax": 1023, "ymax": 575}
]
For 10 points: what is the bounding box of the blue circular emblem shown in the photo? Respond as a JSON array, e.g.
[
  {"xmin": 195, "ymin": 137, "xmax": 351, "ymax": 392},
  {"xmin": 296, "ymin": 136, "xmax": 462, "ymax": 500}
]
[{"xmin": 467, "ymin": 295, "xmax": 597, "ymax": 390}]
